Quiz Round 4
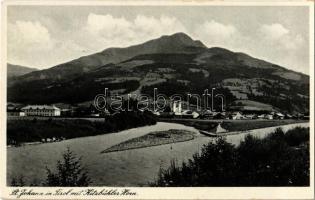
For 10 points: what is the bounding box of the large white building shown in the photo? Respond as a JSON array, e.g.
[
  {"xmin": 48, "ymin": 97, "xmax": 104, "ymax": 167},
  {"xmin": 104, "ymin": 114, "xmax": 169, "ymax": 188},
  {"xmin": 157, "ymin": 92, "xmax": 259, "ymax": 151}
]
[
  {"xmin": 7, "ymin": 104, "xmax": 25, "ymax": 117},
  {"xmin": 21, "ymin": 105, "xmax": 61, "ymax": 116}
]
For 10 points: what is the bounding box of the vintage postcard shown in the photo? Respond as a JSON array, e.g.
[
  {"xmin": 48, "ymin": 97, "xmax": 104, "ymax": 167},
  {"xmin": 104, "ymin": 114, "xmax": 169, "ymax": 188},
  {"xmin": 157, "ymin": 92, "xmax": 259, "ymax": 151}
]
[{"xmin": 0, "ymin": 0, "xmax": 314, "ymax": 199}]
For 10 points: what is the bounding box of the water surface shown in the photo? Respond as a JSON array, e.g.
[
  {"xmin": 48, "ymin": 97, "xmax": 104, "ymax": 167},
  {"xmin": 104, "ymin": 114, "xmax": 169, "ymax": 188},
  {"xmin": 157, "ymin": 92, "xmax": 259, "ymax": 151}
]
[{"xmin": 7, "ymin": 122, "xmax": 309, "ymax": 186}]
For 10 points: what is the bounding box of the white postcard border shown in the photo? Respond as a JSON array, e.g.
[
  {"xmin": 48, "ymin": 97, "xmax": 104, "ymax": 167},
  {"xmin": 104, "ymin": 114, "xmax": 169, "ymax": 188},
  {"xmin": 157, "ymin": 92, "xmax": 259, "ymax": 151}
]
[{"xmin": 0, "ymin": 1, "xmax": 314, "ymax": 199}]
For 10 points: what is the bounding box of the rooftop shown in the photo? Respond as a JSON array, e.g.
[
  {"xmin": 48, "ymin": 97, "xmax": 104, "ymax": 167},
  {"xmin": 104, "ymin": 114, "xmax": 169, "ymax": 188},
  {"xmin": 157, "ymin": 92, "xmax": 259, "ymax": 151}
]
[{"xmin": 21, "ymin": 105, "xmax": 60, "ymax": 110}]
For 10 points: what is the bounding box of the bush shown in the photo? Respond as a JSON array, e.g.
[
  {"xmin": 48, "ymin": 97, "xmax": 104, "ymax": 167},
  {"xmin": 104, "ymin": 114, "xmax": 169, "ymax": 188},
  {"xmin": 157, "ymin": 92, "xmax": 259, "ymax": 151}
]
[
  {"xmin": 10, "ymin": 176, "xmax": 25, "ymax": 187},
  {"xmin": 284, "ymin": 127, "xmax": 309, "ymax": 146}
]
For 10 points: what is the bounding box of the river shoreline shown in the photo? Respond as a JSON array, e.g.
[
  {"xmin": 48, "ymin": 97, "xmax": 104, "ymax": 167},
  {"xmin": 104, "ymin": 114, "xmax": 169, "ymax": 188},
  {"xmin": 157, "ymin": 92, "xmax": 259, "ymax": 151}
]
[
  {"xmin": 102, "ymin": 122, "xmax": 309, "ymax": 153},
  {"xmin": 7, "ymin": 119, "xmax": 308, "ymax": 148},
  {"xmin": 7, "ymin": 122, "xmax": 309, "ymax": 186},
  {"xmin": 218, "ymin": 122, "xmax": 309, "ymax": 136}
]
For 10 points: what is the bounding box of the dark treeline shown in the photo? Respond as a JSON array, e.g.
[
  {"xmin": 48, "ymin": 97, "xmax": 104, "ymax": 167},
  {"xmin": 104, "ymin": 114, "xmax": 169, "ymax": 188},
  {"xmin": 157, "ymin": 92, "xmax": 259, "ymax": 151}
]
[
  {"xmin": 154, "ymin": 127, "xmax": 309, "ymax": 186},
  {"xmin": 160, "ymin": 119, "xmax": 300, "ymax": 132},
  {"xmin": 7, "ymin": 111, "xmax": 156, "ymax": 145},
  {"xmin": 8, "ymin": 78, "xmax": 140, "ymax": 104}
]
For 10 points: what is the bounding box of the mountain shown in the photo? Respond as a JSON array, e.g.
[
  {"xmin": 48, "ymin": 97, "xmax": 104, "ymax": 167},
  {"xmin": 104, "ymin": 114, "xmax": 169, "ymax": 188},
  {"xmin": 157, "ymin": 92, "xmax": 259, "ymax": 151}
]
[
  {"xmin": 7, "ymin": 64, "xmax": 38, "ymax": 78},
  {"xmin": 11, "ymin": 32, "xmax": 206, "ymax": 83},
  {"xmin": 7, "ymin": 32, "xmax": 309, "ymax": 113}
]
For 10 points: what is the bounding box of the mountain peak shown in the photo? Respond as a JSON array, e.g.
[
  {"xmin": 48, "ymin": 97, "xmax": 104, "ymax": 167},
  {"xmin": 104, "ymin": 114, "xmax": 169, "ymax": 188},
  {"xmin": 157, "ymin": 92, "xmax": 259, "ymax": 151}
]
[
  {"xmin": 98, "ymin": 32, "xmax": 207, "ymax": 62},
  {"xmin": 168, "ymin": 32, "xmax": 192, "ymax": 39},
  {"xmin": 158, "ymin": 32, "xmax": 207, "ymax": 48}
]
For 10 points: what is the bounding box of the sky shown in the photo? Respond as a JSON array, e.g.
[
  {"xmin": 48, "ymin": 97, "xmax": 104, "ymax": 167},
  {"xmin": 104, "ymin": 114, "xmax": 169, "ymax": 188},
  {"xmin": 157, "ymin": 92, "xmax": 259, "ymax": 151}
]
[{"xmin": 7, "ymin": 6, "xmax": 310, "ymax": 74}]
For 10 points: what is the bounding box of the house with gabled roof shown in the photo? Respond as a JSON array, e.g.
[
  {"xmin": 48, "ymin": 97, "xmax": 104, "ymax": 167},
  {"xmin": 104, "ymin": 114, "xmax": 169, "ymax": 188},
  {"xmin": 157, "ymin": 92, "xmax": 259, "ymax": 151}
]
[{"xmin": 231, "ymin": 112, "xmax": 245, "ymax": 120}]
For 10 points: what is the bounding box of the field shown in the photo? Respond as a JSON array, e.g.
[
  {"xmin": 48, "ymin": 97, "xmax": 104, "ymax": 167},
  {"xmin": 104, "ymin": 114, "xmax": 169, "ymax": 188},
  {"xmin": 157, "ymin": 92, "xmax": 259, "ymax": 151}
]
[{"xmin": 229, "ymin": 99, "xmax": 276, "ymax": 111}]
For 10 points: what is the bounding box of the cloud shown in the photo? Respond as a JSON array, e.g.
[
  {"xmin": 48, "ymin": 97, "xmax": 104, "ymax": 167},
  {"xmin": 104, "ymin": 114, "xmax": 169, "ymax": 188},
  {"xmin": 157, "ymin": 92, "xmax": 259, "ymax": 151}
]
[
  {"xmin": 7, "ymin": 15, "xmax": 308, "ymax": 74},
  {"xmin": 8, "ymin": 20, "xmax": 88, "ymax": 68},
  {"xmin": 259, "ymin": 23, "xmax": 289, "ymax": 40},
  {"xmin": 133, "ymin": 15, "xmax": 186, "ymax": 37},
  {"xmin": 7, "ymin": 14, "xmax": 188, "ymax": 68},
  {"xmin": 8, "ymin": 20, "xmax": 53, "ymax": 51},
  {"xmin": 282, "ymin": 34, "xmax": 304, "ymax": 50},
  {"xmin": 191, "ymin": 21, "xmax": 308, "ymax": 74},
  {"xmin": 259, "ymin": 23, "xmax": 304, "ymax": 50},
  {"xmin": 8, "ymin": 20, "xmax": 56, "ymax": 67},
  {"xmin": 192, "ymin": 20, "xmax": 246, "ymax": 51},
  {"xmin": 81, "ymin": 13, "xmax": 186, "ymax": 49},
  {"xmin": 86, "ymin": 14, "xmax": 132, "ymax": 37},
  {"xmin": 195, "ymin": 20, "xmax": 237, "ymax": 41}
]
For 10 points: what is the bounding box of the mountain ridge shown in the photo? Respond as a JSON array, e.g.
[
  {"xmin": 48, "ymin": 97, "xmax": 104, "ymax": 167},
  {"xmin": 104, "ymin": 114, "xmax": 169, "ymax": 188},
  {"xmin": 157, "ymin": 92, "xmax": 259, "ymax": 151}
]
[
  {"xmin": 13, "ymin": 32, "xmax": 207, "ymax": 83},
  {"xmin": 7, "ymin": 63, "xmax": 38, "ymax": 78},
  {"xmin": 7, "ymin": 32, "xmax": 309, "ymax": 113}
]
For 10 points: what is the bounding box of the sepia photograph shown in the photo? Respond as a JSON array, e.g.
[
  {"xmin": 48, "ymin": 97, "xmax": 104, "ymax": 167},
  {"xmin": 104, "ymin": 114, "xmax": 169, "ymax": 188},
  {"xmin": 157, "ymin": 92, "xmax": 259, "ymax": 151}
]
[{"xmin": 0, "ymin": 1, "xmax": 314, "ymax": 199}]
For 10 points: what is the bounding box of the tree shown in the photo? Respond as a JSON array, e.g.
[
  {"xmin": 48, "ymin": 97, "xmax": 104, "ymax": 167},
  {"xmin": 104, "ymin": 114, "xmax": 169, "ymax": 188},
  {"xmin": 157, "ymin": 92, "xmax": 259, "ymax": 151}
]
[
  {"xmin": 154, "ymin": 127, "xmax": 309, "ymax": 186},
  {"xmin": 10, "ymin": 176, "xmax": 25, "ymax": 186},
  {"xmin": 45, "ymin": 148, "xmax": 91, "ymax": 186}
]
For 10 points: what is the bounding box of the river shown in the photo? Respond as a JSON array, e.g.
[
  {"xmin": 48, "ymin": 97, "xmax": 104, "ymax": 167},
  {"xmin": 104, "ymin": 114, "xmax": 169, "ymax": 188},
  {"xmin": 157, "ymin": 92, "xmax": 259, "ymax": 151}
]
[{"xmin": 7, "ymin": 122, "xmax": 309, "ymax": 186}]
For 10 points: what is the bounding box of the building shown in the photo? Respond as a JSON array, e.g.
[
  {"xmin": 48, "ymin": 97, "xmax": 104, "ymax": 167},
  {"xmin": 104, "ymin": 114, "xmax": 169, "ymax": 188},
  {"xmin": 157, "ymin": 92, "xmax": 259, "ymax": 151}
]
[
  {"xmin": 7, "ymin": 104, "xmax": 25, "ymax": 117},
  {"xmin": 181, "ymin": 110, "xmax": 199, "ymax": 119},
  {"xmin": 303, "ymin": 114, "xmax": 310, "ymax": 120},
  {"xmin": 210, "ymin": 123, "xmax": 228, "ymax": 133},
  {"xmin": 245, "ymin": 114, "xmax": 257, "ymax": 119},
  {"xmin": 54, "ymin": 103, "xmax": 73, "ymax": 116},
  {"xmin": 257, "ymin": 114, "xmax": 266, "ymax": 119},
  {"xmin": 274, "ymin": 112, "xmax": 285, "ymax": 120},
  {"xmin": 285, "ymin": 114, "xmax": 293, "ymax": 119},
  {"xmin": 231, "ymin": 112, "xmax": 245, "ymax": 120},
  {"xmin": 213, "ymin": 112, "xmax": 226, "ymax": 119},
  {"xmin": 265, "ymin": 114, "xmax": 274, "ymax": 120},
  {"xmin": 200, "ymin": 110, "xmax": 213, "ymax": 119},
  {"xmin": 21, "ymin": 105, "xmax": 61, "ymax": 116},
  {"xmin": 172, "ymin": 101, "xmax": 182, "ymax": 114}
]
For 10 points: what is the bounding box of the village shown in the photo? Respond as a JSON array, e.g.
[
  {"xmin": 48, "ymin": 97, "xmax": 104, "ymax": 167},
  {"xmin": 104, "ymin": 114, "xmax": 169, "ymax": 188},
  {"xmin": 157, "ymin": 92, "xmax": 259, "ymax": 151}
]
[{"xmin": 7, "ymin": 99, "xmax": 309, "ymax": 121}]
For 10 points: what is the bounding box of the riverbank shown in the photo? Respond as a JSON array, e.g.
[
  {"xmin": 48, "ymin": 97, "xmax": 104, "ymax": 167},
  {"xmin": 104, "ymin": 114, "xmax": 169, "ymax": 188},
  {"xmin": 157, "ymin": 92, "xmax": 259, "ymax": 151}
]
[
  {"xmin": 159, "ymin": 118, "xmax": 307, "ymax": 132},
  {"xmin": 102, "ymin": 129, "xmax": 195, "ymax": 153},
  {"xmin": 7, "ymin": 111, "xmax": 156, "ymax": 146},
  {"xmin": 154, "ymin": 126, "xmax": 310, "ymax": 186},
  {"xmin": 102, "ymin": 121, "xmax": 309, "ymax": 153},
  {"xmin": 7, "ymin": 122, "xmax": 308, "ymax": 186}
]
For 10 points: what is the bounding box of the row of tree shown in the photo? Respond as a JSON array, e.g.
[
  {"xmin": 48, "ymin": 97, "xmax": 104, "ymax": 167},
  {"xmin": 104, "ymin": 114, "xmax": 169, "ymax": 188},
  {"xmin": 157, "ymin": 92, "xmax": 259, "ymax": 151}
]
[
  {"xmin": 154, "ymin": 127, "xmax": 309, "ymax": 186},
  {"xmin": 7, "ymin": 111, "xmax": 157, "ymax": 145}
]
